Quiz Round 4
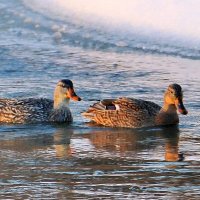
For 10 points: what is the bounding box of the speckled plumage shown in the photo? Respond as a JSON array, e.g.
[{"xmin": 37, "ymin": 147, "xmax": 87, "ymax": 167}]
[
  {"xmin": 83, "ymin": 97, "xmax": 161, "ymax": 128},
  {"xmin": 0, "ymin": 98, "xmax": 50, "ymax": 123},
  {"xmin": 82, "ymin": 84, "xmax": 188, "ymax": 128},
  {"xmin": 0, "ymin": 79, "xmax": 81, "ymax": 124},
  {"xmin": 0, "ymin": 98, "xmax": 72, "ymax": 124}
]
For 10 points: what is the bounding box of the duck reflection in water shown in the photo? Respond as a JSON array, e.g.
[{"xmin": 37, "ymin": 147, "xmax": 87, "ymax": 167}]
[
  {"xmin": 0, "ymin": 125, "xmax": 184, "ymax": 161},
  {"xmin": 163, "ymin": 127, "xmax": 184, "ymax": 162},
  {"xmin": 80, "ymin": 125, "xmax": 184, "ymax": 162},
  {"xmin": 0, "ymin": 126, "xmax": 74, "ymax": 159},
  {"xmin": 53, "ymin": 127, "xmax": 74, "ymax": 158}
]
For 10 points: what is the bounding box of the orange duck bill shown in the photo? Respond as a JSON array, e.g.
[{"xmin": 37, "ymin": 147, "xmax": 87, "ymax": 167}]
[
  {"xmin": 175, "ymin": 98, "xmax": 188, "ymax": 115},
  {"xmin": 66, "ymin": 88, "xmax": 81, "ymax": 101}
]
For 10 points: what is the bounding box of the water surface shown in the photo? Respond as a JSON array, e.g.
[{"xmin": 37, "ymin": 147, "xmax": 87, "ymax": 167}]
[{"xmin": 0, "ymin": 0, "xmax": 200, "ymax": 199}]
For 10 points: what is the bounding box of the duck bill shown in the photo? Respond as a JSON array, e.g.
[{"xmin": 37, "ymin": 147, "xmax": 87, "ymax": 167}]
[
  {"xmin": 175, "ymin": 98, "xmax": 188, "ymax": 115},
  {"xmin": 66, "ymin": 88, "xmax": 81, "ymax": 101}
]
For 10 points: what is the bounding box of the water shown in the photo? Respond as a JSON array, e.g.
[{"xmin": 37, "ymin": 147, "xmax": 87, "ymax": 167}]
[{"xmin": 0, "ymin": 0, "xmax": 200, "ymax": 199}]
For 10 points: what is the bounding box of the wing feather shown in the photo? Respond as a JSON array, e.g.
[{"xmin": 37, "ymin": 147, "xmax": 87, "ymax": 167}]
[
  {"xmin": 82, "ymin": 97, "xmax": 161, "ymax": 128},
  {"xmin": 0, "ymin": 98, "xmax": 53, "ymax": 123}
]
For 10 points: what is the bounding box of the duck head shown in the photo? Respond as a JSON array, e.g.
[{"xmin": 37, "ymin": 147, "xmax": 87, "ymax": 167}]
[
  {"xmin": 164, "ymin": 83, "xmax": 188, "ymax": 115},
  {"xmin": 54, "ymin": 79, "xmax": 81, "ymax": 109}
]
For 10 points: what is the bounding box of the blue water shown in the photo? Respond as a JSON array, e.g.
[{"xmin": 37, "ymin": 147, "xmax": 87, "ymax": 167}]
[{"xmin": 0, "ymin": 0, "xmax": 200, "ymax": 199}]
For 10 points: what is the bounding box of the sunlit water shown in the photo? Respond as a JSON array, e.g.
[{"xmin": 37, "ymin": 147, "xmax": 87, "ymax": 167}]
[{"xmin": 0, "ymin": 0, "xmax": 200, "ymax": 199}]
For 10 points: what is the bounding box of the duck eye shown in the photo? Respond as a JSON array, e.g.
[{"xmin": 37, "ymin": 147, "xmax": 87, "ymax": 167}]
[
  {"xmin": 169, "ymin": 90, "xmax": 176, "ymax": 97},
  {"xmin": 63, "ymin": 85, "xmax": 70, "ymax": 89},
  {"xmin": 168, "ymin": 89, "xmax": 173, "ymax": 94},
  {"xmin": 58, "ymin": 84, "xmax": 67, "ymax": 88}
]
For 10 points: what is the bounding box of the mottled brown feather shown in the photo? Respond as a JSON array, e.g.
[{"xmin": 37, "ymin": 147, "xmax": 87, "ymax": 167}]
[
  {"xmin": 82, "ymin": 97, "xmax": 161, "ymax": 128},
  {"xmin": 82, "ymin": 83, "xmax": 188, "ymax": 128},
  {"xmin": 0, "ymin": 79, "xmax": 81, "ymax": 124},
  {"xmin": 0, "ymin": 98, "xmax": 72, "ymax": 123}
]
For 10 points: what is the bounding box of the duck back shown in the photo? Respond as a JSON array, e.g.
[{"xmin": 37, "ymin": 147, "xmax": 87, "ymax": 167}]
[{"xmin": 0, "ymin": 98, "xmax": 53, "ymax": 123}]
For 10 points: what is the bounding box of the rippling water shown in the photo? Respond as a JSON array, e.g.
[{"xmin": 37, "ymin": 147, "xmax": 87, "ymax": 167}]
[{"xmin": 0, "ymin": 0, "xmax": 200, "ymax": 199}]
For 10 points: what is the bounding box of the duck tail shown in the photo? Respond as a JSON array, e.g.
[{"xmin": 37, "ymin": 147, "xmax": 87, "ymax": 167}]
[
  {"xmin": 81, "ymin": 110, "xmax": 94, "ymax": 120},
  {"xmin": 81, "ymin": 107, "xmax": 97, "ymax": 120},
  {"xmin": 90, "ymin": 102, "xmax": 106, "ymax": 110},
  {"xmin": 82, "ymin": 102, "xmax": 105, "ymax": 120}
]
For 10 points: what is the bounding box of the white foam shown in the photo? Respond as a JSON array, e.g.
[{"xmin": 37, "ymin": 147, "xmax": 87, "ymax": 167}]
[
  {"xmin": 22, "ymin": 0, "xmax": 200, "ymax": 59},
  {"xmin": 24, "ymin": 0, "xmax": 200, "ymax": 41}
]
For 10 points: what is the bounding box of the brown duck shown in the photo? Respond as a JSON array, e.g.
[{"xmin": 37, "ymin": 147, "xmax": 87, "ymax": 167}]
[
  {"xmin": 0, "ymin": 79, "xmax": 81, "ymax": 123},
  {"xmin": 82, "ymin": 84, "xmax": 188, "ymax": 128}
]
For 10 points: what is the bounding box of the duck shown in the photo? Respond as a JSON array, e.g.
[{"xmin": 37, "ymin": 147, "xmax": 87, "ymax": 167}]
[
  {"xmin": 0, "ymin": 79, "xmax": 81, "ymax": 124},
  {"xmin": 82, "ymin": 83, "xmax": 188, "ymax": 128}
]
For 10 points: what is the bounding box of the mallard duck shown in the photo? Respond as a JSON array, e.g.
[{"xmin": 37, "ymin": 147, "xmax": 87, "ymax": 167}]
[
  {"xmin": 0, "ymin": 79, "xmax": 81, "ymax": 123},
  {"xmin": 82, "ymin": 84, "xmax": 188, "ymax": 128}
]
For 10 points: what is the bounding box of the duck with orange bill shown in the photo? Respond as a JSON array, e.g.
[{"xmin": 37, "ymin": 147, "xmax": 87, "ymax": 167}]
[
  {"xmin": 82, "ymin": 84, "xmax": 187, "ymax": 128},
  {"xmin": 0, "ymin": 79, "xmax": 81, "ymax": 123}
]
